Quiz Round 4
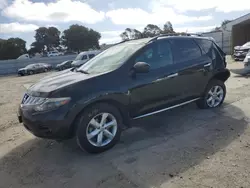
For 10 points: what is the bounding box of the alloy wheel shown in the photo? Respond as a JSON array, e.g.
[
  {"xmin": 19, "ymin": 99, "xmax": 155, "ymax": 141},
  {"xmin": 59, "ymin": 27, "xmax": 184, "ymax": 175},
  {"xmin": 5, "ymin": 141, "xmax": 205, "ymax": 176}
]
[
  {"xmin": 86, "ymin": 113, "xmax": 118, "ymax": 147},
  {"xmin": 206, "ymin": 85, "xmax": 224, "ymax": 107}
]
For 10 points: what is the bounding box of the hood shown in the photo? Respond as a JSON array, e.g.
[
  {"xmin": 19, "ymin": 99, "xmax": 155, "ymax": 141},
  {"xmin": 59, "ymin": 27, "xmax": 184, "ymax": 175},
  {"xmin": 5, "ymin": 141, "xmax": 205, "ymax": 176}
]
[
  {"xmin": 28, "ymin": 69, "xmax": 94, "ymax": 94},
  {"xmin": 234, "ymin": 46, "xmax": 250, "ymax": 50},
  {"xmin": 72, "ymin": 60, "xmax": 83, "ymax": 66},
  {"xmin": 18, "ymin": 68, "xmax": 27, "ymax": 71}
]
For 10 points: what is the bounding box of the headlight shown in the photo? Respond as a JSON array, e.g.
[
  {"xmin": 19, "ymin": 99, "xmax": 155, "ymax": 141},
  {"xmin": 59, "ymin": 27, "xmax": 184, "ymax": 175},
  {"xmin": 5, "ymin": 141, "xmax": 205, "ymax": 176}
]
[{"xmin": 33, "ymin": 97, "xmax": 71, "ymax": 112}]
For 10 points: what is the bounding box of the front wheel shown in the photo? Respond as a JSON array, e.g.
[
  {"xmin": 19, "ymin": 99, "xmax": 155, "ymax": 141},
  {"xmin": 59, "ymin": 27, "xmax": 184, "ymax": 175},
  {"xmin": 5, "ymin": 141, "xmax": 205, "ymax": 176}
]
[
  {"xmin": 75, "ymin": 103, "xmax": 122, "ymax": 153},
  {"xmin": 197, "ymin": 79, "xmax": 226, "ymax": 109},
  {"xmin": 28, "ymin": 71, "xmax": 34, "ymax": 75}
]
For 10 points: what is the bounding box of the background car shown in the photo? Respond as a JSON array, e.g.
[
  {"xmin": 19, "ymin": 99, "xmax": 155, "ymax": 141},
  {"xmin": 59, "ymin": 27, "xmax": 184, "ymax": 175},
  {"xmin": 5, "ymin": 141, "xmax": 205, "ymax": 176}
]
[
  {"xmin": 47, "ymin": 51, "xmax": 60, "ymax": 57},
  {"xmin": 38, "ymin": 63, "xmax": 53, "ymax": 71},
  {"xmin": 71, "ymin": 50, "xmax": 101, "ymax": 67},
  {"xmin": 17, "ymin": 54, "xmax": 30, "ymax": 60},
  {"xmin": 233, "ymin": 41, "xmax": 250, "ymax": 61},
  {"xmin": 55, "ymin": 60, "xmax": 73, "ymax": 71},
  {"xmin": 17, "ymin": 63, "xmax": 49, "ymax": 76}
]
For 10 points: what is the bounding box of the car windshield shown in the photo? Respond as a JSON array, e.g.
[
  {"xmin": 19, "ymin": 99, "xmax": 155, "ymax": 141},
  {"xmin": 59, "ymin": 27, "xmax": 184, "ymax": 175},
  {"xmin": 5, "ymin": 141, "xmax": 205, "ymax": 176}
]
[
  {"xmin": 78, "ymin": 42, "xmax": 145, "ymax": 74},
  {"xmin": 26, "ymin": 64, "xmax": 35, "ymax": 68},
  {"xmin": 243, "ymin": 42, "xmax": 250, "ymax": 47},
  {"xmin": 75, "ymin": 53, "xmax": 85, "ymax": 61}
]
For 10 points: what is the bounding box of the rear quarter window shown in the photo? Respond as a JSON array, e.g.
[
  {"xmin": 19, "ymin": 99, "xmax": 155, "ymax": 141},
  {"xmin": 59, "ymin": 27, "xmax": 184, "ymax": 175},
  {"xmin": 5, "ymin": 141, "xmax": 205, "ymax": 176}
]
[
  {"xmin": 195, "ymin": 39, "xmax": 213, "ymax": 54},
  {"xmin": 170, "ymin": 38, "xmax": 202, "ymax": 63}
]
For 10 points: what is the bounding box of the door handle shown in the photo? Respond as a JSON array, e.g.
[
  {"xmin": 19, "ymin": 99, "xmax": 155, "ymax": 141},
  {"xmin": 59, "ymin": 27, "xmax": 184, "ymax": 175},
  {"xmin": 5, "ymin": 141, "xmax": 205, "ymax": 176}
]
[
  {"xmin": 204, "ymin": 63, "xmax": 212, "ymax": 67},
  {"xmin": 167, "ymin": 73, "xmax": 178, "ymax": 78}
]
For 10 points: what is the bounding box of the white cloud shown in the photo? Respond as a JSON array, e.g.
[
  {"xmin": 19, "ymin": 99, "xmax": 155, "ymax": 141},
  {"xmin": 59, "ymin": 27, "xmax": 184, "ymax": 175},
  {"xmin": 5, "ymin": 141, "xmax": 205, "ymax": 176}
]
[
  {"xmin": 100, "ymin": 30, "xmax": 122, "ymax": 44},
  {"xmin": 2, "ymin": 0, "xmax": 105, "ymax": 24},
  {"xmin": 0, "ymin": 22, "xmax": 39, "ymax": 33},
  {"xmin": 0, "ymin": 0, "xmax": 7, "ymax": 9},
  {"xmin": 175, "ymin": 25, "xmax": 216, "ymax": 33},
  {"xmin": 101, "ymin": 30, "xmax": 123, "ymax": 36},
  {"xmin": 99, "ymin": 36, "xmax": 121, "ymax": 44},
  {"xmin": 106, "ymin": 7, "xmax": 212, "ymax": 26},
  {"xmin": 152, "ymin": 0, "xmax": 250, "ymax": 13}
]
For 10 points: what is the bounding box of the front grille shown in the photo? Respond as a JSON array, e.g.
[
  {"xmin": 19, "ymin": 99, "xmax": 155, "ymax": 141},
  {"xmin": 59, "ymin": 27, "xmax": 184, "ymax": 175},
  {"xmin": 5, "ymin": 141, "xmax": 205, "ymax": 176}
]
[
  {"xmin": 235, "ymin": 49, "xmax": 249, "ymax": 53},
  {"xmin": 22, "ymin": 94, "xmax": 45, "ymax": 105}
]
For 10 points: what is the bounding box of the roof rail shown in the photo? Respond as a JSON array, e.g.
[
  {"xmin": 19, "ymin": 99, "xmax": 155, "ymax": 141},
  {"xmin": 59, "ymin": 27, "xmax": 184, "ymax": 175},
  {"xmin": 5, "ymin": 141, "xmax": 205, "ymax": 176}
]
[{"xmin": 148, "ymin": 33, "xmax": 203, "ymax": 43}]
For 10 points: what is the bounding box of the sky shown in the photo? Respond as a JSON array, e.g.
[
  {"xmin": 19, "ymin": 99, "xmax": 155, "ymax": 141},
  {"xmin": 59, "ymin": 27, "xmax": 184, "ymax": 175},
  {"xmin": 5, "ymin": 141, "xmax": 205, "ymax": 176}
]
[{"xmin": 0, "ymin": 0, "xmax": 250, "ymax": 49}]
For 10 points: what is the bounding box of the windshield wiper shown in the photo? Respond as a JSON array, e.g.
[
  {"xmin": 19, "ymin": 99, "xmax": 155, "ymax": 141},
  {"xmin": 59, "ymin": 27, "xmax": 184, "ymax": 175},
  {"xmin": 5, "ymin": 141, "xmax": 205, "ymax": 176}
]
[{"xmin": 75, "ymin": 69, "xmax": 89, "ymax": 74}]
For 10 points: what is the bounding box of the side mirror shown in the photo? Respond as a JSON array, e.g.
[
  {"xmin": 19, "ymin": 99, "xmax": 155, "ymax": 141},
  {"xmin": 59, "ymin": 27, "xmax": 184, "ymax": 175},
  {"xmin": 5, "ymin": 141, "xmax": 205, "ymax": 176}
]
[{"xmin": 133, "ymin": 62, "xmax": 150, "ymax": 73}]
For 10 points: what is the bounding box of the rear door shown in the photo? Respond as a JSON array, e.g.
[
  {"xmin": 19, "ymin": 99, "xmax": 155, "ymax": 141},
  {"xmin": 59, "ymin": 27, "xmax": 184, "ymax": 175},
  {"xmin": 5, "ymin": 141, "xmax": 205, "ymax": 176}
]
[{"xmin": 169, "ymin": 38, "xmax": 213, "ymax": 98}]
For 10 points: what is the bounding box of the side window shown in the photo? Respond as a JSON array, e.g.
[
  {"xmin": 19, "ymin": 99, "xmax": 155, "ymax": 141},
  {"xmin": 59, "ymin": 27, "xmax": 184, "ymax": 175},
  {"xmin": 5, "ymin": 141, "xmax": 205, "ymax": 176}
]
[
  {"xmin": 135, "ymin": 45, "xmax": 155, "ymax": 66},
  {"xmin": 170, "ymin": 39, "xmax": 202, "ymax": 63},
  {"xmin": 156, "ymin": 40, "xmax": 173, "ymax": 66},
  {"xmin": 212, "ymin": 43, "xmax": 224, "ymax": 61},
  {"xmin": 89, "ymin": 54, "xmax": 95, "ymax": 59},
  {"xmin": 135, "ymin": 41, "xmax": 173, "ymax": 69},
  {"xmin": 82, "ymin": 55, "xmax": 87, "ymax": 60},
  {"xmin": 195, "ymin": 39, "xmax": 213, "ymax": 54}
]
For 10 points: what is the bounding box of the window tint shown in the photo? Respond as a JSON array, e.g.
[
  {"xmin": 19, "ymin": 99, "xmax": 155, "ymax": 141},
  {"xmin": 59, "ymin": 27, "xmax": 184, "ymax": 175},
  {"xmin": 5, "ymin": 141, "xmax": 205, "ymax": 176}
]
[
  {"xmin": 135, "ymin": 41, "xmax": 173, "ymax": 69},
  {"xmin": 89, "ymin": 54, "xmax": 95, "ymax": 59},
  {"xmin": 82, "ymin": 55, "xmax": 87, "ymax": 60},
  {"xmin": 66, "ymin": 61, "xmax": 72, "ymax": 65},
  {"xmin": 212, "ymin": 43, "xmax": 223, "ymax": 60},
  {"xmin": 170, "ymin": 39, "xmax": 202, "ymax": 63},
  {"xmin": 157, "ymin": 40, "xmax": 173, "ymax": 65},
  {"xmin": 195, "ymin": 39, "xmax": 212, "ymax": 54}
]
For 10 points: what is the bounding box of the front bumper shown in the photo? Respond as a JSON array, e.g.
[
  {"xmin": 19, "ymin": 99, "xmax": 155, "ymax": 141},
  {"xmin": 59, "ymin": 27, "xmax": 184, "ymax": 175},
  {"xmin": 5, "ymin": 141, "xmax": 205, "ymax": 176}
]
[
  {"xmin": 233, "ymin": 54, "xmax": 246, "ymax": 60},
  {"xmin": 18, "ymin": 105, "xmax": 74, "ymax": 139}
]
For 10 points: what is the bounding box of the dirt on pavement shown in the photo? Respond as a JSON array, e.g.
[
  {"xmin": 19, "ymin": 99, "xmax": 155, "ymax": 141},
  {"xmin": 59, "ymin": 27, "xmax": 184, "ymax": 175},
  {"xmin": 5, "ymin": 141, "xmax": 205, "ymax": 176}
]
[{"xmin": 1, "ymin": 61, "xmax": 250, "ymax": 188}]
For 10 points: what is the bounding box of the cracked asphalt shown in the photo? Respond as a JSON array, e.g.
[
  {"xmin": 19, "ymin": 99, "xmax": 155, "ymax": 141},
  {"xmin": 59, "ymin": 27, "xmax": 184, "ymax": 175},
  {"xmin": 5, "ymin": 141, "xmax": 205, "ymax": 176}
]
[{"xmin": 1, "ymin": 60, "xmax": 250, "ymax": 188}]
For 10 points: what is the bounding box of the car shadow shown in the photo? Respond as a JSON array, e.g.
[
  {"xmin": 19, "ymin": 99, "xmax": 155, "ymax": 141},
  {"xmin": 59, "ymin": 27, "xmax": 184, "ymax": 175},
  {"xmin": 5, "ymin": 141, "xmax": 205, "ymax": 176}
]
[
  {"xmin": 0, "ymin": 103, "xmax": 248, "ymax": 188},
  {"xmin": 230, "ymin": 67, "xmax": 250, "ymax": 76}
]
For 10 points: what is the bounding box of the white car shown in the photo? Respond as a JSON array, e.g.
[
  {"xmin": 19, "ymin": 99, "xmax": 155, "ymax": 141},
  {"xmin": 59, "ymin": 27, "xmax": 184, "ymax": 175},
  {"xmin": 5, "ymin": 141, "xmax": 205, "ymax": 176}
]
[
  {"xmin": 17, "ymin": 54, "xmax": 30, "ymax": 60},
  {"xmin": 243, "ymin": 51, "xmax": 250, "ymax": 66},
  {"xmin": 47, "ymin": 51, "xmax": 60, "ymax": 57},
  {"xmin": 71, "ymin": 50, "xmax": 101, "ymax": 67}
]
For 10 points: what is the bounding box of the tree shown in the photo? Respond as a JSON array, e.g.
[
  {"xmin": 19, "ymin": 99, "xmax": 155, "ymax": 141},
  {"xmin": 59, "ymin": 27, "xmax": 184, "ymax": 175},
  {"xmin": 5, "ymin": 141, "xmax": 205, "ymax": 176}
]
[
  {"xmin": 143, "ymin": 24, "xmax": 162, "ymax": 37},
  {"xmin": 221, "ymin": 20, "xmax": 231, "ymax": 27},
  {"xmin": 120, "ymin": 28, "xmax": 143, "ymax": 41},
  {"xmin": 46, "ymin": 27, "xmax": 61, "ymax": 50},
  {"xmin": 32, "ymin": 26, "xmax": 61, "ymax": 53},
  {"xmin": 61, "ymin": 24, "xmax": 101, "ymax": 52},
  {"xmin": 0, "ymin": 38, "xmax": 27, "ymax": 60},
  {"xmin": 163, "ymin": 21, "xmax": 174, "ymax": 34}
]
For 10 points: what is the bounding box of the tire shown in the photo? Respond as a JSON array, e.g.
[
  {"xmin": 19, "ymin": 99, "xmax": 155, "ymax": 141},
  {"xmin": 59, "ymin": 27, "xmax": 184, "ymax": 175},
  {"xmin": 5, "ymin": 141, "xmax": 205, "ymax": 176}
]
[
  {"xmin": 196, "ymin": 79, "xmax": 226, "ymax": 109},
  {"xmin": 75, "ymin": 103, "xmax": 122, "ymax": 153},
  {"xmin": 28, "ymin": 71, "xmax": 34, "ymax": 75},
  {"xmin": 44, "ymin": 68, "xmax": 48, "ymax": 72}
]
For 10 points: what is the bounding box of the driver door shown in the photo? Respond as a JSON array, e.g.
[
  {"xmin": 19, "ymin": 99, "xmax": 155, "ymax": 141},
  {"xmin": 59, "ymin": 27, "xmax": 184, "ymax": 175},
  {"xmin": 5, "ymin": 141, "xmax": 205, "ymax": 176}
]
[{"xmin": 129, "ymin": 40, "xmax": 177, "ymax": 118}]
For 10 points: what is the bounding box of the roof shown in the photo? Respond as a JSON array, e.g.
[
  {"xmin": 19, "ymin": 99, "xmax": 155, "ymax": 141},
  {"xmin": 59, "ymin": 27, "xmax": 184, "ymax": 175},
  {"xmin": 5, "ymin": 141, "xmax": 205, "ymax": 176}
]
[
  {"xmin": 113, "ymin": 34, "xmax": 214, "ymax": 47},
  {"xmin": 78, "ymin": 50, "xmax": 101, "ymax": 55}
]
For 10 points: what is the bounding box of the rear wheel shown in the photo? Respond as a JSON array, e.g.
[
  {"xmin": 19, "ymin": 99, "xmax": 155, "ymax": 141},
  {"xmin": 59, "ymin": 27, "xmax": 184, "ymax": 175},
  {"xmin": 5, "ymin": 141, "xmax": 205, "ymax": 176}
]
[
  {"xmin": 75, "ymin": 103, "xmax": 122, "ymax": 153},
  {"xmin": 44, "ymin": 68, "xmax": 48, "ymax": 72},
  {"xmin": 197, "ymin": 79, "xmax": 226, "ymax": 109}
]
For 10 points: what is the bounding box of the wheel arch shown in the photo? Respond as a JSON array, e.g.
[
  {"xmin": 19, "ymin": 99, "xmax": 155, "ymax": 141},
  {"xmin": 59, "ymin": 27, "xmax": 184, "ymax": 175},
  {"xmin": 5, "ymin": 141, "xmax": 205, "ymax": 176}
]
[
  {"xmin": 69, "ymin": 99, "xmax": 130, "ymax": 137},
  {"xmin": 212, "ymin": 69, "xmax": 230, "ymax": 82}
]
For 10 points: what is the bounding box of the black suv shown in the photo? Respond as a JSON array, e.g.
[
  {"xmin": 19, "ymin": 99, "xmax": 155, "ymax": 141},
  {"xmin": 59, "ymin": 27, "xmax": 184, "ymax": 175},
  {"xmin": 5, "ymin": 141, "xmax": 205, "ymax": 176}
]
[{"xmin": 17, "ymin": 35, "xmax": 230, "ymax": 153}]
